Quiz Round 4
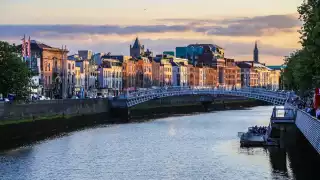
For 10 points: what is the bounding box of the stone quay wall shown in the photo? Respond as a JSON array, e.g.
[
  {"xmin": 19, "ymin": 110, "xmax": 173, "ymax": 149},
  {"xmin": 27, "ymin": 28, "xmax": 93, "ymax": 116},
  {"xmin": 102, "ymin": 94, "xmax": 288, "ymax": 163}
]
[{"xmin": 0, "ymin": 99, "xmax": 110, "ymax": 122}]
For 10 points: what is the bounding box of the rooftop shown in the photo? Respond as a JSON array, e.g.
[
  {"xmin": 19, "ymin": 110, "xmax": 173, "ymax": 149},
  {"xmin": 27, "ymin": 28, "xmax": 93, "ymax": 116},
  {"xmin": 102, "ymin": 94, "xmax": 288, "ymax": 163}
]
[{"xmin": 187, "ymin": 43, "xmax": 223, "ymax": 50}]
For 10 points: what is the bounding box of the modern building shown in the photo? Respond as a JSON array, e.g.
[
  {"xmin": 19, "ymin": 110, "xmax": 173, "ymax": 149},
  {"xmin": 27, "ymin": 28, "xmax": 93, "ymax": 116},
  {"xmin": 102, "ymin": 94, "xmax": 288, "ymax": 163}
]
[
  {"xmin": 186, "ymin": 44, "xmax": 225, "ymax": 66},
  {"xmin": 176, "ymin": 47, "xmax": 188, "ymax": 59},
  {"xmin": 163, "ymin": 51, "xmax": 174, "ymax": 56}
]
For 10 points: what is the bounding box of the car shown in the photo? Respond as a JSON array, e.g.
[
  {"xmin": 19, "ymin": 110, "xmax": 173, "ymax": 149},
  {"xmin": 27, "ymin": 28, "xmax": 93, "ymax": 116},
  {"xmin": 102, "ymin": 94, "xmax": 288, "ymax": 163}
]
[
  {"xmin": 0, "ymin": 98, "xmax": 10, "ymax": 102},
  {"xmin": 71, "ymin": 96, "xmax": 79, "ymax": 99}
]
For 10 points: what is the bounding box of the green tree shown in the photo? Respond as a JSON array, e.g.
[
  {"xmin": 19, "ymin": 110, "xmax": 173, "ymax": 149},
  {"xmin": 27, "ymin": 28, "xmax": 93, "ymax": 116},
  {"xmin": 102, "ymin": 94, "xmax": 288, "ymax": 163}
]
[
  {"xmin": 283, "ymin": 0, "xmax": 320, "ymax": 96},
  {"xmin": 0, "ymin": 41, "xmax": 32, "ymax": 100}
]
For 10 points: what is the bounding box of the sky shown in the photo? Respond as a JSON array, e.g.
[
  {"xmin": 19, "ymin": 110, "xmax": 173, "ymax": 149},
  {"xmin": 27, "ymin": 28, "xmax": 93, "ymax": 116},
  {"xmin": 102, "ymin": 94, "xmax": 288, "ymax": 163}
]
[{"xmin": 0, "ymin": 0, "xmax": 304, "ymax": 65}]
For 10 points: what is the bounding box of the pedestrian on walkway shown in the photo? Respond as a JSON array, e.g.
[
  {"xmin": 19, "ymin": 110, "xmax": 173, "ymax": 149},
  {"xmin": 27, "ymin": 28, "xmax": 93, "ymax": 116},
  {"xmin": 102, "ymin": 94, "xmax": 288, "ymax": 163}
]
[{"xmin": 316, "ymin": 108, "xmax": 320, "ymax": 119}]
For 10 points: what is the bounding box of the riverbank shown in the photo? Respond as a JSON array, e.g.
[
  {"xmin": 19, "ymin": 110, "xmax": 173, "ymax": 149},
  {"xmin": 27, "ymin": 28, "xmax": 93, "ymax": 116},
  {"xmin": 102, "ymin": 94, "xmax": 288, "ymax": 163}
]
[
  {"xmin": 0, "ymin": 98, "xmax": 268, "ymax": 151},
  {"xmin": 0, "ymin": 112, "xmax": 120, "ymax": 151}
]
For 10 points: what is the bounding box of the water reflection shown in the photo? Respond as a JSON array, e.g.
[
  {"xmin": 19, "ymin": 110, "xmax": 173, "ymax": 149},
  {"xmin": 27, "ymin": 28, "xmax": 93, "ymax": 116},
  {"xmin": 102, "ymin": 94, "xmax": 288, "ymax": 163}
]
[
  {"xmin": 0, "ymin": 106, "xmax": 319, "ymax": 180},
  {"xmin": 268, "ymin": 148, "xmax": 290, "ymax": 179}
]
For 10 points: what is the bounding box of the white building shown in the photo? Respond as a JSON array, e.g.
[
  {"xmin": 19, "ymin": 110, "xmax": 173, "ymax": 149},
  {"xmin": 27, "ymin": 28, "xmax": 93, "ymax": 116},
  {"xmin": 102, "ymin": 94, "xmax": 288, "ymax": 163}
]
[
  {"xmin": 29, "ymin": 57, "xmax": 42, "ymax": 96},
  {"xmin": 66, "ymin": 60, "xmax": 76, "ymax": 97},
  {"xmin": 171, "ymin": 61, "xmax": 188, "ymax": 87},
  {"xmin": 98, "ymin": 59, "xmax": 122, "ymax": 96}
]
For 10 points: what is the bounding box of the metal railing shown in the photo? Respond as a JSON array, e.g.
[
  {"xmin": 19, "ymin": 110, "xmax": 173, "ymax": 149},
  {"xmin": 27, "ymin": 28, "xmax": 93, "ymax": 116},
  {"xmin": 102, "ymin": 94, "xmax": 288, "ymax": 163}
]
[
  {"xmin": 285, "ymin": 103, "xmax": 320, "ymax": 154},
  {"xmin": 118, "ymin": 87, "xmax": 290, "ymax": 107}
]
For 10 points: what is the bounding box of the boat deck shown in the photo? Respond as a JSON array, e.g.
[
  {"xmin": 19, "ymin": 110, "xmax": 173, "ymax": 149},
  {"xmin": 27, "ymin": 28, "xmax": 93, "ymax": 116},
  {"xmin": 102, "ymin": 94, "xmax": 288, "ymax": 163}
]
[{"xmin": 240, "ymin": 133, "xmax": 278, "ymax": 147}]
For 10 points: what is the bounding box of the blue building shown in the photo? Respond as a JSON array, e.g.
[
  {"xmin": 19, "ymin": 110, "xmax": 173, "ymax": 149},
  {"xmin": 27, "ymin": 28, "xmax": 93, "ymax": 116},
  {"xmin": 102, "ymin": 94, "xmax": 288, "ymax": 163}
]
[
  {"xmin": 176, "ymin": 47, "xmax": 187, "ymax": 58},
  {"xmin": 163, "ymin": 51, "xmax": 175, "ymax": 56}
]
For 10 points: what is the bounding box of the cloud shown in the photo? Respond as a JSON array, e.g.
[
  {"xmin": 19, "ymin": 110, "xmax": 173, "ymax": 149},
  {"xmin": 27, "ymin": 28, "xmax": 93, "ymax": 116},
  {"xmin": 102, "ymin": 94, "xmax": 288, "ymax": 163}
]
[
  {"xmin": 0, "ymin": 14, "xmax": 301, "ymax": 38},
  {"xmin": 0, "ymin": 24, "xmax": 189, "ymax": 38},
  {"xmin": 158, "ymin": 14, "xmax": 301, "ymax": 36}
]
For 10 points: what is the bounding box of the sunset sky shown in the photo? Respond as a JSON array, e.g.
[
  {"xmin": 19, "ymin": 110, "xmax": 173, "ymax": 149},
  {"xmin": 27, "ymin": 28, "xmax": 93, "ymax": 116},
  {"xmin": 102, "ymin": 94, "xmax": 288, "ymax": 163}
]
[{"xmin": 0, "ymin": 0, "xmax": 304, "ymax": 65}]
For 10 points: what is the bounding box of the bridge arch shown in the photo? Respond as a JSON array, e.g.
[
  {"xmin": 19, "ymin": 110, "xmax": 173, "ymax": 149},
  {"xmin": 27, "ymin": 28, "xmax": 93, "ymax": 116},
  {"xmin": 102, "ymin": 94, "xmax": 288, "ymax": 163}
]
[{"xmin": 124, "ymin": 88, "xmax": 288, "ymax": 107}]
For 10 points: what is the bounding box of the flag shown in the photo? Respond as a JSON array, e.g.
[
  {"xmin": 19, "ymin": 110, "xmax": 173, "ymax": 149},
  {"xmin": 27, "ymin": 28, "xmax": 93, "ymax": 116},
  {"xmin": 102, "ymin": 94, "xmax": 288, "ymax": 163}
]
[{"xmin": 22, "ymin": 34, "xmax": 26, "ymax": 58}]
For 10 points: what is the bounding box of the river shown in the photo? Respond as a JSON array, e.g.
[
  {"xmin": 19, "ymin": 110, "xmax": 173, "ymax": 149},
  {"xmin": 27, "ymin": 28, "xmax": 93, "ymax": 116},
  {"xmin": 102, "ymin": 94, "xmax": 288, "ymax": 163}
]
[{"xmin": 0, "ymin": 106, "xmax": 320, "ymax": 180}]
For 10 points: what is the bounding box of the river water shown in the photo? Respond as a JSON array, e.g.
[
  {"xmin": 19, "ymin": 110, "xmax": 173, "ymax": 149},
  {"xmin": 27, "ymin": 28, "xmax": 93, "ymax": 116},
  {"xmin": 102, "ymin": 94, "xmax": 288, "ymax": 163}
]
[{"xmin": 1, "ymin": 106, "xmax": 320, "ymax": 180}]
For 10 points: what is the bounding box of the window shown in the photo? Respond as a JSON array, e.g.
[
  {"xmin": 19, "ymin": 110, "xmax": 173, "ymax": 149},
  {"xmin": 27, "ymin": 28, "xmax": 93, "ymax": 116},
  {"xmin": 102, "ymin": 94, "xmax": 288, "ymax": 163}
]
[
  {"xmin": 68, "ymin": 63, "xmax": 71, "ymax": 70},
  {"xmin": 48, "ymin": 63, "xmax": 51, "ymax": 71}
]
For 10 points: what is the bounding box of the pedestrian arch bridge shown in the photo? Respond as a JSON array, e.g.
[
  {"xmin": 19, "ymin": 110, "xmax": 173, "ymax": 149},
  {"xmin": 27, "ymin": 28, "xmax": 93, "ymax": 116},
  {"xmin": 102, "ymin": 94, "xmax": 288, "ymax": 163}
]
[{"xmin": 116, "ymin": 87, "xmax": 289, "ymax": 108}]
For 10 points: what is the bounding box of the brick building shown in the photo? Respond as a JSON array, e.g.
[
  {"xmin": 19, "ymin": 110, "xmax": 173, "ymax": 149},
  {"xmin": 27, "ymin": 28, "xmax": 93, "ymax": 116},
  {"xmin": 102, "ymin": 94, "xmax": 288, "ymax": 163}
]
[
  {"xmin": 151, "ymin": 59, "xmax": 160, "ymax": 86},
  {"xmin": 224, "ymin": 58, "xmax": 241, "ymax": 89},
  {"xmin": 136, "ymin": 57, "xmax": 152, "ymax": 88},
  {"xmin": 122, "ymin": 58, "xmax": 136, "ymax": 91},
  {"xmin": 25, "ymin": 41, "xmax": 69, "ymax": 98}
]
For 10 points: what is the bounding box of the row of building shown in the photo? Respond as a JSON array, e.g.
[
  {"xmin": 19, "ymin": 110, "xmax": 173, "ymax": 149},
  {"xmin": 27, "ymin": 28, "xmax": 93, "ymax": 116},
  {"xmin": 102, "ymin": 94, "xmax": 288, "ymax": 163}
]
[{"xmin": 21, "ymin": 37, "xmax": 284, "ymax": 99}]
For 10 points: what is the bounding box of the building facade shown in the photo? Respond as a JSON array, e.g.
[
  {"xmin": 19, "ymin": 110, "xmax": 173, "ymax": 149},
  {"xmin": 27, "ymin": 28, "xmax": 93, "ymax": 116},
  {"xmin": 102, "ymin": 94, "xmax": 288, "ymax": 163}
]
[
  {"xmin": 203, "ymin": 66, "xmax": 218, "ymax": 87},
  {"xmin": 136, "ymin": 57, "xmax": 152, "ymax": 88},
  {"xmin": 151, "ymin": 59, "xmax": 160, "ymax": 86},
  {"xmin": 98, "ymin": 59, "xmax": 122, "ymax": 96},
  {"xmin": 66, "ymin": 60, "xmax": 76, "ymax": 97},
  {"xmin": 268, "ymin": 70, "xmax": 281, "ymax": 90},
  {"xmin": 224, "ymin": 58, "xmax": 241, "ymax": 89},
  {"xmin": 122, "ymin": 58, "xmax": 136, "ymax": 91},
  {"xmin": 42, "ymin": 46, "xmax": 69, "ymax": 99}
]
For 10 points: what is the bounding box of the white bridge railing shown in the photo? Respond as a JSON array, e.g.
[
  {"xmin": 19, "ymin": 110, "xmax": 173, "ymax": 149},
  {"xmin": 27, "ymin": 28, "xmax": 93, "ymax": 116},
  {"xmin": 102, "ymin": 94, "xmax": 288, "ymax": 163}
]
[{"xmin": 118, "ymin": 87, "xmax": 290, "ymax": 107}]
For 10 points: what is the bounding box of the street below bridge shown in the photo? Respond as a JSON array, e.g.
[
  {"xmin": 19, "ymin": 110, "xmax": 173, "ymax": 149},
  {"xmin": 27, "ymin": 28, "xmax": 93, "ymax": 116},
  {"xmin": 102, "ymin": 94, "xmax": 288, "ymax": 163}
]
[{"xmin": 1, "ymin": 106, "xmax": 319, "ymax": 180}]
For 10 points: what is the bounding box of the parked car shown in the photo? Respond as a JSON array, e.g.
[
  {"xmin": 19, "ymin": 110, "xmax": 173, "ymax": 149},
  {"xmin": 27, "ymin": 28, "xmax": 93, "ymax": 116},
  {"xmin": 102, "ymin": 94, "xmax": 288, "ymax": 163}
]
[
  {"xmin": 71, "ymin": 96, "xmax": 79, "ymax": 99},
  {"xmin": 0, "ymin": 98, "xmax": 10, "ymax": 102}
]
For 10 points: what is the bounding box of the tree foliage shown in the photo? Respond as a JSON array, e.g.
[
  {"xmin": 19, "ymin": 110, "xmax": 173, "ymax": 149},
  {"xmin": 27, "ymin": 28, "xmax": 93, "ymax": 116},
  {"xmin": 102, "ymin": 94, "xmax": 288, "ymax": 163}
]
[
  {"xmin": 0, "ymin": 41, "xmax": 32, "ymax": 100},
  {"xmin": 283, "ymin": 0, "xmax": 320, "ymax": 96}
]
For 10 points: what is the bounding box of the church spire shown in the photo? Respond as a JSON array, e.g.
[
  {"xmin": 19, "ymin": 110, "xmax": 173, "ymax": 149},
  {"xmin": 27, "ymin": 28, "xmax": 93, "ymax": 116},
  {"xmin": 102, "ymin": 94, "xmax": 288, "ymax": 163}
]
[
  {"xmin": 132, "ymin": 37, "xmax": 141, "ymax": 48},
  {"xmin": 254, "ymin": 40, "xmax": 259, "ymax": 63}
]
